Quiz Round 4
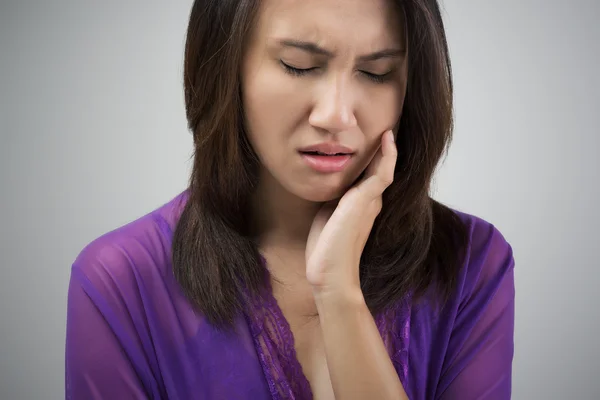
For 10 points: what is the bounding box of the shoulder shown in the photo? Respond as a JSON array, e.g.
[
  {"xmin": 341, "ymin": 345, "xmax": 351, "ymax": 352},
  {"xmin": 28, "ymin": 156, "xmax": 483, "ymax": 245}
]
[
  {"xmin": 405, "ymin": 209, "xmax": 516, "ymax": 397},
  {"xmin": 70, "ymin": 190, "xmax": 189, "ymax": 293},
  {"xmin": 452, "ymin": 209, "xmax": 515, "ymax": 305}
]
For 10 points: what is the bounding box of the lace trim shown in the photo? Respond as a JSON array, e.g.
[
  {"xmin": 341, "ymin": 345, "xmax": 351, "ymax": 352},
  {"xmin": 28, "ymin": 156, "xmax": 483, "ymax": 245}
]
[
  {"xmin": 243, "ymin": 274, "xmax": 411, "ymax": 399},
  {"xmin": 244, "ymin": 278, "xmax": 312, "ymax": 400}
]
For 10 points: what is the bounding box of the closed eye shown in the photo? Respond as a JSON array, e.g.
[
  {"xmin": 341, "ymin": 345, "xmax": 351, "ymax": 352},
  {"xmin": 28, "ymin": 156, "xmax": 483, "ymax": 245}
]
[
  {"xmin": 361, "ymin": 70, "xmax": 393, "ymax": 84},
  {"xmin": 280, "ymin": 60, "xmax": 393, "ymax": 84},
  {"xmin": 280, "ymin": 61, "xmax": 317, "ymax": 76}
]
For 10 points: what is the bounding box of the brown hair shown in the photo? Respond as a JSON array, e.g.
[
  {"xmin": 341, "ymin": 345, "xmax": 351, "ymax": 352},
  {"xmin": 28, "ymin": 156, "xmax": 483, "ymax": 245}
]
[{"xmin": 173, "ymin": 0, "xmax": 468, "ymax": 328}]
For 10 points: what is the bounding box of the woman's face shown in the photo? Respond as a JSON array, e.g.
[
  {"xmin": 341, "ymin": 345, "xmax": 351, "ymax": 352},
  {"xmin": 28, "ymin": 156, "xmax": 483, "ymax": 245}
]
[{"xmin": 242, "ymin": 0, "xmax": 408, "ymax": 202}]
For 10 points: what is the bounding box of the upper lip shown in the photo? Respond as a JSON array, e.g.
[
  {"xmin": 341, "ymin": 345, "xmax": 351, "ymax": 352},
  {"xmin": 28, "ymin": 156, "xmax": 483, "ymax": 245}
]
[{"xmin": 298, "ymin": 143, "xmax": 354, "ymax": 155}]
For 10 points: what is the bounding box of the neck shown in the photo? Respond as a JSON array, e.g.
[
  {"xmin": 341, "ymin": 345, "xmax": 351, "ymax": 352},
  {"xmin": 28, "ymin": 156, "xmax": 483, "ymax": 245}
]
[
  {"xmin": 250, "ymin": 170, "xmax": 321, "ymax": 252},
  {"xmin": 250, "ymin": 170, "xmax": 322, "ymax": 317}
]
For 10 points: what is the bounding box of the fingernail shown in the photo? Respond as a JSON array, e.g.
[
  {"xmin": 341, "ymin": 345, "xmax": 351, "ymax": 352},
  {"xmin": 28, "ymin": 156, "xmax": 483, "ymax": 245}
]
[{"xmin": 389, "ymin": 130, "xmax": 395, "ymax": 143}]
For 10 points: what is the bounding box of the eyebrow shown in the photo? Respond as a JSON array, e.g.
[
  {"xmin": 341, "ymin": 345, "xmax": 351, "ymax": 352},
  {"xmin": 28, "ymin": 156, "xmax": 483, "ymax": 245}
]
[{"xmin": 277, "ymin": 39, "xmax": 406, "ymax": 62}]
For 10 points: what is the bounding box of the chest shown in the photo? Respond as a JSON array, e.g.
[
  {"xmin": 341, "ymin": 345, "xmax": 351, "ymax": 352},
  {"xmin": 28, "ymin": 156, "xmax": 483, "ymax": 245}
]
[{"xmin": 272, "ymin": 284, "xmax": 336, "ymax": 400}]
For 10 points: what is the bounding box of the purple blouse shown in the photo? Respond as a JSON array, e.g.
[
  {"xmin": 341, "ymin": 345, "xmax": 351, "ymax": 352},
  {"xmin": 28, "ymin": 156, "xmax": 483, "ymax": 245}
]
[{"xmin": 65, "ymin": 191, "xmax": 515, "ymax": 399}]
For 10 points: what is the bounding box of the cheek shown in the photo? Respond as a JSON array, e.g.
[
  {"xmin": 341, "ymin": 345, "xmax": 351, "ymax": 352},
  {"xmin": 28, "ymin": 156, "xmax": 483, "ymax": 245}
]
[
  {"xmin": 242, "ymin": 74, "xmax": 282, "ymax": 157},
  {"xmin": 354, "ymin": 86, "xmax": 405, "ymax": 174},
  {"xmin": 241, "ymin": 64, "xmax": 310, "ymax": 171},
  {"xmin": 242, "ymin": 66, "xmax": 308, "ymax": 140},
  {"xmin": 358, "ymin": 83, "xmax": 405, "ymax": 138}
]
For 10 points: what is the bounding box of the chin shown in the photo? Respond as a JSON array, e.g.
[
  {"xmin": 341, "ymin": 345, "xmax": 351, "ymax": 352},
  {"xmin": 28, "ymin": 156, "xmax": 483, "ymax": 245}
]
[{"xmin": 294, "ymin": 183, "xmax": 348, "ymax": 203}]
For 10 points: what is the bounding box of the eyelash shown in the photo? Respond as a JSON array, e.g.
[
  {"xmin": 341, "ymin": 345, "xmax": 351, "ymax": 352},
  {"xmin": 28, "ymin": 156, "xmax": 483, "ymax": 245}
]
[{"xmin": 280, "ymin": 61, "xmax": 391, "ymax": 84}]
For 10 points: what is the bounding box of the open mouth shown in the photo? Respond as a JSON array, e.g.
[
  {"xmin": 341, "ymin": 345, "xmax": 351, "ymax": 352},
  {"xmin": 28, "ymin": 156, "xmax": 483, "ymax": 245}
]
[
  {"xmin": 298, "ymin": 151, "xmax": 353, "ymax": 173},
  {"xmin": 297, "ymin": 142, "xmax": 354, "ymax": 172},
  {"xmin": 300, "ymin": 151, "xmax": 351, "ymax": 156}
]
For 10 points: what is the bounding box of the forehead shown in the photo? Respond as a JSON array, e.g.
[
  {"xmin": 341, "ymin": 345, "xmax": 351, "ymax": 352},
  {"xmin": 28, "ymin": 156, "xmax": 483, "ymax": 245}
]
[{"xmin": 255, "ymin": 0, "xmax": 405, "ymax": 50}]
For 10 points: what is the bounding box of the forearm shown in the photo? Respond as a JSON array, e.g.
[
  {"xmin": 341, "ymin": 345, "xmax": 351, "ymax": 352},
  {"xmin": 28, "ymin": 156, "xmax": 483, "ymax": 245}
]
[{"xmin": 315, "ymin": 289, "xmax": 408, "ymax": 400}]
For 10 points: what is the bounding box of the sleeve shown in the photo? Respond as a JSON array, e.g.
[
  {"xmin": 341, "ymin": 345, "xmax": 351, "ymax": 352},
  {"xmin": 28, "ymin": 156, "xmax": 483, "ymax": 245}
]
[
  {"xmin": 436, "ymin": 222, "xmax": 516, "ymax": 400},
  {"xmin": 65, "ymin": 254, "xmax": 157, "ymax": 399}
]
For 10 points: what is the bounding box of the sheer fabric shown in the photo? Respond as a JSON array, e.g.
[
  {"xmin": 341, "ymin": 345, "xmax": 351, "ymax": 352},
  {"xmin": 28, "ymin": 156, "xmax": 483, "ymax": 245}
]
[{"xmin": 65, "ymin": 191, "xmax": 514, "ymax": 399}]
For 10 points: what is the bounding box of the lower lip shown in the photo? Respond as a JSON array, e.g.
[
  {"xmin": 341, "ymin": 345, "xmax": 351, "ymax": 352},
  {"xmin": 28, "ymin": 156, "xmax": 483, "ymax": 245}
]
[{"xmin": 300, "ymin": 153, "xmax": 353, "ymax": 173}]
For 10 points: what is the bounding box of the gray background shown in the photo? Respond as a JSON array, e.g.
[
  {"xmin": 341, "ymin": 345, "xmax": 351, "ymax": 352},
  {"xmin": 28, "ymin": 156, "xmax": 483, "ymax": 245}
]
[{"xmin": 1, "ymin": 1, "xmax": 598, "ymax": 399}]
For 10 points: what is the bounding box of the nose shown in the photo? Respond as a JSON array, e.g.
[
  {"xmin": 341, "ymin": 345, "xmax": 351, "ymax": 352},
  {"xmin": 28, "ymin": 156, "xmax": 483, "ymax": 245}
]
[{"xmin": 308, "ymin": 75, "xmax": 357, "ymax": 134}]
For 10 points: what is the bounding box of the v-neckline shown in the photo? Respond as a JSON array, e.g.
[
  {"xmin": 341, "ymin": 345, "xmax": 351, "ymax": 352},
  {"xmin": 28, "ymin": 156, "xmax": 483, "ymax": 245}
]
[
  {"xmin": 242, "ymin": 265, "xmax": 412, "ymax": 400},
  {"xmin": 244, "ymin": 274, "xmax": 314, "ymax": 399}
]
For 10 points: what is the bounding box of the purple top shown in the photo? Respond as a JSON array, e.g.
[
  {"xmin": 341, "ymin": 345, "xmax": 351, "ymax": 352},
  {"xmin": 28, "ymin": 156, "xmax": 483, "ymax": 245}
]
[{"xmin": 65, "ymin": 191, "xmax": 515, "ymax": 399}]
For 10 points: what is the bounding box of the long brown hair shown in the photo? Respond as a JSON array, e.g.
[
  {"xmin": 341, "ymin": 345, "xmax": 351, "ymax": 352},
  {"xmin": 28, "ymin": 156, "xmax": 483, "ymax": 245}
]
[{"xmin": 173, "ymin": 0, "xmax": 468, "ymax": 328}]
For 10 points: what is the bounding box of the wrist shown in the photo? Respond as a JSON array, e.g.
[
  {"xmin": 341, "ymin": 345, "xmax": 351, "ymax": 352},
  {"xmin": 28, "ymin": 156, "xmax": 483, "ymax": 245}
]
[{"xmin": 313, "ymin": 285, "xmax": 366, "ymax": 313}]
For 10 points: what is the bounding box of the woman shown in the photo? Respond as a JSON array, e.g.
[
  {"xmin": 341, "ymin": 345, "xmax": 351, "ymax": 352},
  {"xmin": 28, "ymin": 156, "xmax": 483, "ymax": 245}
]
[{"xmin": 65, "ymin": 0, "xmax": 515, "ymax": 399}]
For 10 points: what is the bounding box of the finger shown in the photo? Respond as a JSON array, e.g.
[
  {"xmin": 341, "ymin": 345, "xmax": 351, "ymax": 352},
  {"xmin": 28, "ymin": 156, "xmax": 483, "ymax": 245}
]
[
  {"xmin": 363, "ymin": 141, "xmax": 383, "ymax": 179},
  {"xmin": 306, "ymin": 201, "xmax": 337, "ymax": 255},
  {"xmin": 359, "ymin": 130, "xmax": 397, "ymax": 197}
]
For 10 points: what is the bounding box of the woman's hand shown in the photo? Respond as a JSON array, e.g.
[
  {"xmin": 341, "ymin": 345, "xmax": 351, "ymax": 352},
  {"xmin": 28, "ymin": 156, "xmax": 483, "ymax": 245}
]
[
  {"xmin": 305, "ymin": 130, "xmax": 397, "ymax": 299},
  {"xmin": 305, "ymin": 130, "xmax": 408, "ymax": 400}
]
